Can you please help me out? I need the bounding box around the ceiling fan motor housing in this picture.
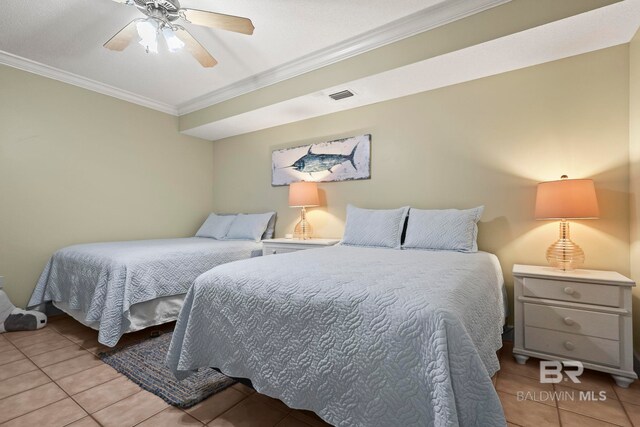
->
[134,0,181,21]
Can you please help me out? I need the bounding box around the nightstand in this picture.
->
[512,264,637,388]
[262,238,340,256]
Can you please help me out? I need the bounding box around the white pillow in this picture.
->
[341,205,409,249]
[225,212,275,242]
[218,213,276,240]
[195,214,236,239]
[402,206,484,252]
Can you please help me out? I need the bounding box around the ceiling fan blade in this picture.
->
[104,20,139,51]
[174,28,218,68]
[182,9,254,35]
[111,0,133,4]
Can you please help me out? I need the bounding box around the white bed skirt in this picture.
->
[53,294,185,334]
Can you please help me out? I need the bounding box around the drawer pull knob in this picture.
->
[563,317,575,326]
[564,341,576,351]
[563,287,575,295]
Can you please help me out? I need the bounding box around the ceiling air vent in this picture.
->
[329,90,355,101]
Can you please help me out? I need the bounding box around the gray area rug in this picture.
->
[99,332,236,408]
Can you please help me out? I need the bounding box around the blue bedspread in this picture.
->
[29,238,262,346]
[167,246,506,426]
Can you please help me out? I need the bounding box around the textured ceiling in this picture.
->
[0,0,441,106]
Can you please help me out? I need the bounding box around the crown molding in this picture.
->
[0,0,507,117]
[0,50,178,116]
[176,0,511,115]
[182,0,638,141]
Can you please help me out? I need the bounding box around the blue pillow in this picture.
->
[195,214,236,239]
[402,206,484,252]
[225,212,275,242]
[341,205,409,249]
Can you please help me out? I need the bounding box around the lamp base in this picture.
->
[293,207,313,240]
[546,220,585,271]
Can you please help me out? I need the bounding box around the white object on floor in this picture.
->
[0,290,47,333]
[512,264,637,388]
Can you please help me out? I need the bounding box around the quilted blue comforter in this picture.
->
[29,238,262,346]
[167,246,506,426]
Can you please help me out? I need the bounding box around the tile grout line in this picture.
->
[232,391,293,425]
[24,331,98,376]
[68,389,154,427]
[175,408,205,427]
[192,390,254,426]
[65,371,130,396]
[66,380,143,416]
[554,383,633,427]
[6,329,71,347]
[50,324,174,425]
[0,328,74,425]
[11,321,237,426]
[0,342,20,367]
[130,404,201,427]
[0,345,18,355]
[497,386,557,409]
[554,383,563,427]
[5,326,107,427]
[554,407,630,427]
[610,384,634,426]
[46,327,111,427]
[8,326,630,427]
[38,353,103,381]
[12,330,79,356]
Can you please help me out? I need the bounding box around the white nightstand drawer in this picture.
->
[524,303,619,340]
[525,326,620,367]
[523,277,619,307]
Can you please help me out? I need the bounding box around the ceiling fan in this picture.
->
[104,0,255,68]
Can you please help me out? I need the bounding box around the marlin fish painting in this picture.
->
[290,143,359,174]
[272,134,371,186]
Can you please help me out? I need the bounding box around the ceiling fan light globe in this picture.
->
[139,39,158,54]
[136,20,159,53]
[162,27,185,52]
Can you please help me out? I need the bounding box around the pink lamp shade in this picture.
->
[288,182,320,208]
[535,177,599,220]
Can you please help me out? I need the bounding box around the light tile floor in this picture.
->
[0,316,638,426]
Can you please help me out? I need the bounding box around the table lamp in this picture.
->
[289,182,320,240]
[534,175,599,271]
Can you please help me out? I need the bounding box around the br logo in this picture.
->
[539,361,583,384]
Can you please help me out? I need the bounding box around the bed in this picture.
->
[166,245,507,427]
[28,238,263,346]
